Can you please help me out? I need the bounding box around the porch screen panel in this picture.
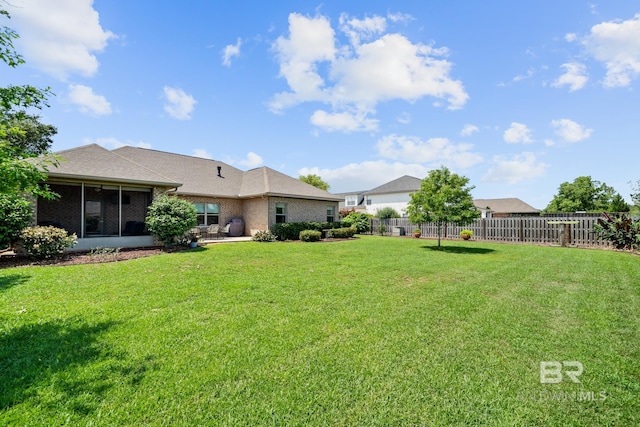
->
[37,183,82,236]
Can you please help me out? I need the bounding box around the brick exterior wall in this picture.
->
[178,195,244,227]
[267,197,339,230]
[242,197,269,235]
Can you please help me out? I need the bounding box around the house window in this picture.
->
[366,197,372,205]
[275,202,287,223]
[195,203,219,225]
[346,196,356,206]
[327,206,335,222]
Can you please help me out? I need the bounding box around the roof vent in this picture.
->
[217,166,223,177]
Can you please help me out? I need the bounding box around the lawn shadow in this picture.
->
[0,273,30,292]
[421,245,496,254]
[0,318,157,414]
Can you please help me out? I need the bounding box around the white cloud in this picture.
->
[583,13,640,87]
[222,38,242,67]
[10,0,114,80]
[339,13,387,46]
[375,134,483,168]
[83,137,151,150]
[552,62,588,91]
[460,124,479,136]
[565,33,578,42]
[550,118,593,142]
[270,12,468,131]
[163,86,197,120]
[503,122,534,144]
[298,160,430,193]
[237,152,264,168]
[67,84,112,116]
[310,110,378,132]
[193,149,212,159]
[482,152,547,184]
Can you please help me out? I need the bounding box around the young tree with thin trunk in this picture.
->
[406,166,479,248]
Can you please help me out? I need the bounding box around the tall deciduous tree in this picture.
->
[406,166,479,248]
[544,176,630,213]
[299,174,330,191]
[0,9,58,198]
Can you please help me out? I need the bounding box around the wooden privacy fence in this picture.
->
[370,216,606,246]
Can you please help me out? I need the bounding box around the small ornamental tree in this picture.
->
[407,166,479,248]
[145,195,197,247]
[0,193,33,249]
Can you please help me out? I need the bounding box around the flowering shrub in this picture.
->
[252,230,276,242]
[19,226,77,259]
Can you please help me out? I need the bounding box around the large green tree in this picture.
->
[544,176,630,213]
[299,174,330,191]
[406,166,479,248]
[0,9,58,198]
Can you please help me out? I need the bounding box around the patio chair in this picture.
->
[207,224,221,239]
[220,224,231,239]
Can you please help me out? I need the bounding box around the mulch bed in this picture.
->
[0,246,171,269]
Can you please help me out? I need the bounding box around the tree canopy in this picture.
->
[406,166,479,248]
[0,9,58,198]
[544,176,630,213]
[299,174,330,191]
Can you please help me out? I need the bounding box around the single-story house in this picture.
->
[34,144,342,250]
[473,198,540,218]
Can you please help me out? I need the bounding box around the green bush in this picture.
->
[0,194,33,249]
[145,195,197,246]
[19,226,77,259]
[252,230,276,242]
[341,212,370,234]
[299,229,322,242]
[326,227,356,239]
[272,221,342,241]
[376,207,401,219]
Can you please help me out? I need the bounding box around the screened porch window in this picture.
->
[36,183,152,238]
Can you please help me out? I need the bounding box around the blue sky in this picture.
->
[6,1,640,208]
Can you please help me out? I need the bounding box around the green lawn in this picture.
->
[1,236,639,425]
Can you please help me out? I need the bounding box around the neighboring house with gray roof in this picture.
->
[339,175,422,216]
[35,144,341,250]
[473,198,540,218]
[339,176,539,219]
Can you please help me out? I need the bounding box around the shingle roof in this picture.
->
[47,144,342,201]
[365,175,422,195]
[113,146,244,197]
[473,198,540,213]
[240,167,342,201]
[44,144,181,187]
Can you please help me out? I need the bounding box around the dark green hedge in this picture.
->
[272,222,342,241]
